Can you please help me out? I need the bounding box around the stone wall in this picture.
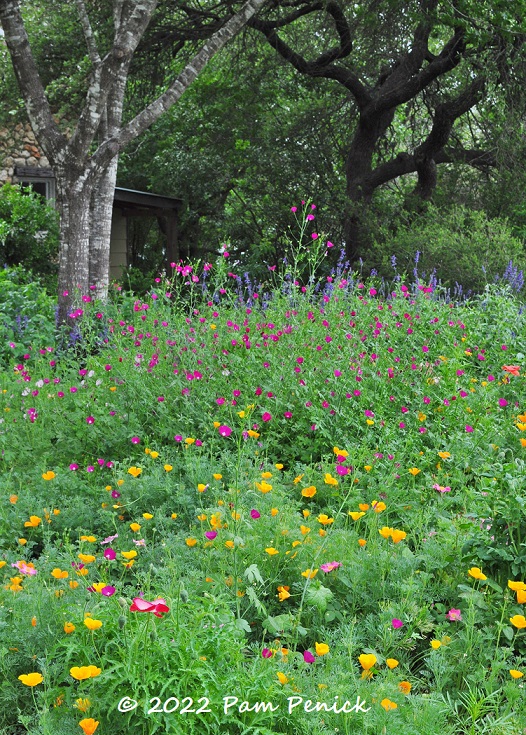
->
[0,122,50,183]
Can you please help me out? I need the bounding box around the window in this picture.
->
[13,166,56,203]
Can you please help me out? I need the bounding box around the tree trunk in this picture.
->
[89,156,118,299]
[344,110,394,262]
[55,170,93,327]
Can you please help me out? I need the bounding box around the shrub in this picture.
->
[366,205,526,294]
[0,182,59,288]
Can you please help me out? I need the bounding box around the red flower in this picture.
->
[130,597,170,618]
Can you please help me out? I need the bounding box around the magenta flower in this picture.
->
[86,416,95,424]
[465,425,474,433]
[218,424,232,438]
[262,648,273,658]
[205,531,218,540]
[104,548,116,560]
[392,618,403,629]
[174,435,183,442]
[303,650,316,663]
[262,412,272,422]
[446,608,462,621]
[131,436,141,444]
[250,509,261,519]
[69,463,79,471]
[498,398,508,408]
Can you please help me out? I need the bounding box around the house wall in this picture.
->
[109,209,127,280]
[0,122,51,182]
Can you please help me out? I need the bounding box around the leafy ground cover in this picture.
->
[1,208,526,735]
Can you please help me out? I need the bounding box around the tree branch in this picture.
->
[0,0,66,161]
[368,145,496,190]
[370,27,466,115]
[249,11,370,106]
[75,0,101,67]
[69,0,158,161]
[92,0,270,170]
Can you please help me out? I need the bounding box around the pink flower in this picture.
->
[205,531,218,540]
[262,412,272,422]
[104,548,116,560]
[250,509,261,519]
[131,436,141,444]
[262,648,273,658]
[101,534,118,545]
[326,241,334,248]
[320,561,342,573]
[69,463,79,471]
[86,416,95,424]
[465,425,473,433]
[130,597,170,618]
[433,483,451,493]
[303,650,316,663]
[218,425,232,437]
[101,585,116,597]
[392,618,403,629]
[446,608,462,621]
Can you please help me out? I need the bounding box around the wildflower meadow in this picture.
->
[2,204,526,735]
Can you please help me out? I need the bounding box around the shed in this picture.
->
[9,164,183,279]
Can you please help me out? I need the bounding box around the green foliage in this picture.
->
[0,266,55,365]
[365,205,526,293]
[0,183,59,288]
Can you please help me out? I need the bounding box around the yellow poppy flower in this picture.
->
[51,568,68,579]
[386,658,399,669]
[277,672,288,685]
[83,618,103,631]
[510,615,526,629]
[358,654,377,670]
[18,672,43,686]
[265,548,279,555]
[381,698,398,711]
[468,567,487,580]
[315,642,329,656]
[121,550,137,560]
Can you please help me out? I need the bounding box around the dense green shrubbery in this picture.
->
[0,266,56,365]
[365,205,526,294]
[0,182,59,289]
